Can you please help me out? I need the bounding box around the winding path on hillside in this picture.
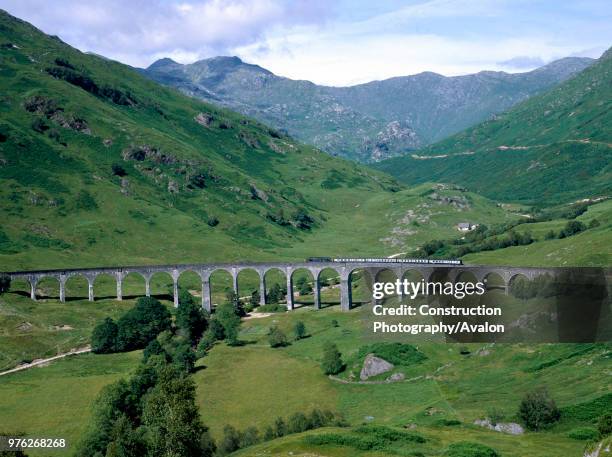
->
[0,347,91,377]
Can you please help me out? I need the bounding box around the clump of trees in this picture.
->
[217,409,346,455]
[76,359,215,457]
[321,342,344,375]
[518,388,560,431]
[92,297,172,353]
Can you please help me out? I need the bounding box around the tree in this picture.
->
[268,326,288,348]
[267,283,283,304]
[225,290,245,317]
[0,273,10,294]
[196,330,217,358]
[560,220,586,238]
[518,388,560,431]
[544,229,557,240]
[116,297,171,351]
[321,342,344,375]
[142,339,166,363]
[208,319,225,340]
[91,318,118,354]
[249,290,260,307]
[142,366,214,457]
[240,426,260,448]
[296,276,312,295]
[105,414,146,457]
[170,342,197,373]
[216,303,241,346]
[263,425,275,441]
[598,413,612,436]
[176,290,207,344]
[75,379,131,456]
[288,412,311,433]
[217,425,241,456]
[274,416,286,437]
[294,321,307,340]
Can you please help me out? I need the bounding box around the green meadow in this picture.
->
[1,303,609,456]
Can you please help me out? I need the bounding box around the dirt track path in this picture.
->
[0,346,91,377]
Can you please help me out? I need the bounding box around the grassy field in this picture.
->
[0,351,140,456]
[0,290,609,456]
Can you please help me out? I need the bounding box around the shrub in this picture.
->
[112,163,127,176]
[268,326,288,348]
[0,273,10,293]
[445,441,500,457]
[207,216,219,227]
[486,407,505,426]
[31,117,48,133]
[589,219,601,228]
[331,319,339,327]
[598,413,612,436]
[354,343,426,366]
[544,229,557,240]
[75,190,98,210]
[294,321,307,340]
[321,342,344,375]
[91,317,119,353]
[518,388,560,431]
[567,427,600,441]
[560,220,586,238]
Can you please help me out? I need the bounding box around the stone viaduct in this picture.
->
[4,259,561,311]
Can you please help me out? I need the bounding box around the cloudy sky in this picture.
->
[1,0,610,86]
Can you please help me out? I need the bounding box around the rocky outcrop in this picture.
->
[195,112,214,127]
[122,145,177,165]
[360,354,394,380]
[474,419,524,435]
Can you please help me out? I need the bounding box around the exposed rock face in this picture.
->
[360,354,394,380]
[386,372,405,382]
[474,419,524,435]
[195,112,214,127]
[142,55,593,163]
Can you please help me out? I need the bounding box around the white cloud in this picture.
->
[0,0,609,84]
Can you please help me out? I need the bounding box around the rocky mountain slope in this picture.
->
[374,47,612,204]
[141,55,593,162]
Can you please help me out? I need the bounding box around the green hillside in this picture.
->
[374,48,612,204]
[0,10,522,271]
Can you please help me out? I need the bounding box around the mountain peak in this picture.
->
[147,57,180,70]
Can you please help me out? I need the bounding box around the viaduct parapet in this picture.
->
[5,261,561,311]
